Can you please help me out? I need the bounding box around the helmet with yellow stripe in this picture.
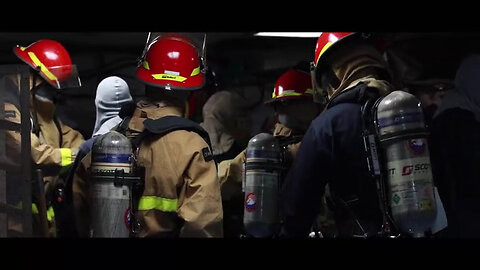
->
[265,69,313,105]
[136,33,205,91]
[13,39,81,89]
[313,32,355,68]
[311,32,377,104]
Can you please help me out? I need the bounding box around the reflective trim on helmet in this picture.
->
[190,66,200,76]
[27,52,58,81]
[20,46,26,51]
[138,196,178,212]
[151,74,187,82]
[143,61,150,70]
[59,148,73,166]
[274,89,313,99]
[316,42,333,65]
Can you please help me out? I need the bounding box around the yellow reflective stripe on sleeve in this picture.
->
[143,61,150,70]
[152,74,187,82]
[32,203,39,214]
[190,66,200,76]
[138,196,178,212]
[316,42,333,64]
[46,206,55,222]
[59,148,73,166]
[32,204,55,222]
[27,52,58,81]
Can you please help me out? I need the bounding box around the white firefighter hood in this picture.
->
[92,76,133,137]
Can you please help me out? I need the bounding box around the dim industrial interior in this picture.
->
[0,32,479,240]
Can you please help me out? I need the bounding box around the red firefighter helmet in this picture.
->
[265,69,313,104]
[136,33,205,91]
[13,39,80,89]
[313,32,355,68]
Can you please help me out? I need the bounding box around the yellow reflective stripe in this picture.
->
[59,148,73,166]
[46,206,55,222]
[183,100,189,118]
[138,196,178,212]
[143,61,150,70]
[190,66,200,76]
[27,52,58,81]
[152,74,187,82]
[316,42,333,65]
[32,204,55,222]
[32,203,39,214]
[274,89,314,99]
[20,46,26,51]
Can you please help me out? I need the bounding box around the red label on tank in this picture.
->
[124,208,131,230]
[406,139,426,155]
[245,193,257,212]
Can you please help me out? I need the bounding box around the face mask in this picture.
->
[277,113,305,131]
[33,83,59,104]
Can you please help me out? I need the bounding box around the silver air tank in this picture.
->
[376,90,436,237]
[90,131,132,237]
[243,133,282,238]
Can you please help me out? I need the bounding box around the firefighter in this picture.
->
[217,68,323,237]
[280,33,395,238]
[5,39,85,237]
[201,90,256,164]
[60,76,132,237]
[72,33,223,237]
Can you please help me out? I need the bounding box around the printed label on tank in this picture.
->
[92,183,130,200]
[387,157,432,186]
[245,193,257,212]
[377,112,423,128]
[91,163,131,174]
[390,183,435,212]
[92,153,131,163]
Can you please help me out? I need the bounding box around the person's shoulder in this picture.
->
[312,103,362,127]
[160,128,210,150]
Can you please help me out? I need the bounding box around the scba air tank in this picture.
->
[376,90,436,237]
[243,133,282,238]
[90,131,133,237]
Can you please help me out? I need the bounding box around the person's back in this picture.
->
[9,39,84,237]
[72,33,223,237]
[281,33,393,237]
[123,98,222,237]
[430,55,480,238]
